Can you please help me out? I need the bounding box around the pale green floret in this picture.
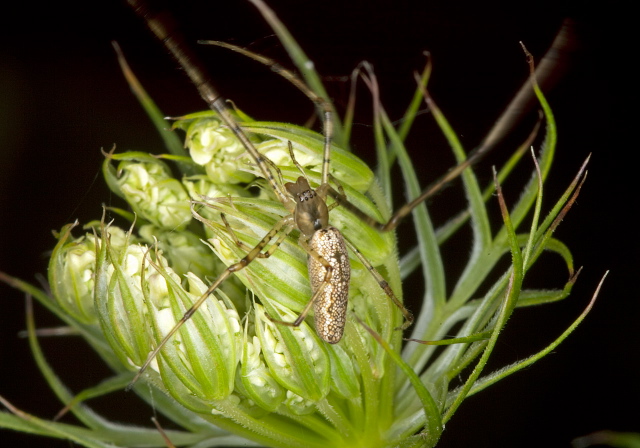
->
[249,375,265,387]
[146,271,170,309]
[284,390,316,415]
[123,249,145,277]
[117,162,192,230]
[184,118,255,185]
[245,335,263,372]
[102,225,131,249]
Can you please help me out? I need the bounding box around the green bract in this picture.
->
[1,4,599,448]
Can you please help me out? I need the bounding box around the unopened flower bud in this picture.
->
[49,223,133,324]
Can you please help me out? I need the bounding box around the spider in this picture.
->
[126,0,557,386]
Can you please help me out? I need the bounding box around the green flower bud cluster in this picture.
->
[46,111,406,446]
[0,9,587,448]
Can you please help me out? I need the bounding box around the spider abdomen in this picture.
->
[308,226,350,344]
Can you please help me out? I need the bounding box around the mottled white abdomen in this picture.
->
[308,226,350,344]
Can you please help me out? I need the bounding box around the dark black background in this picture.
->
[0,0,635,447]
